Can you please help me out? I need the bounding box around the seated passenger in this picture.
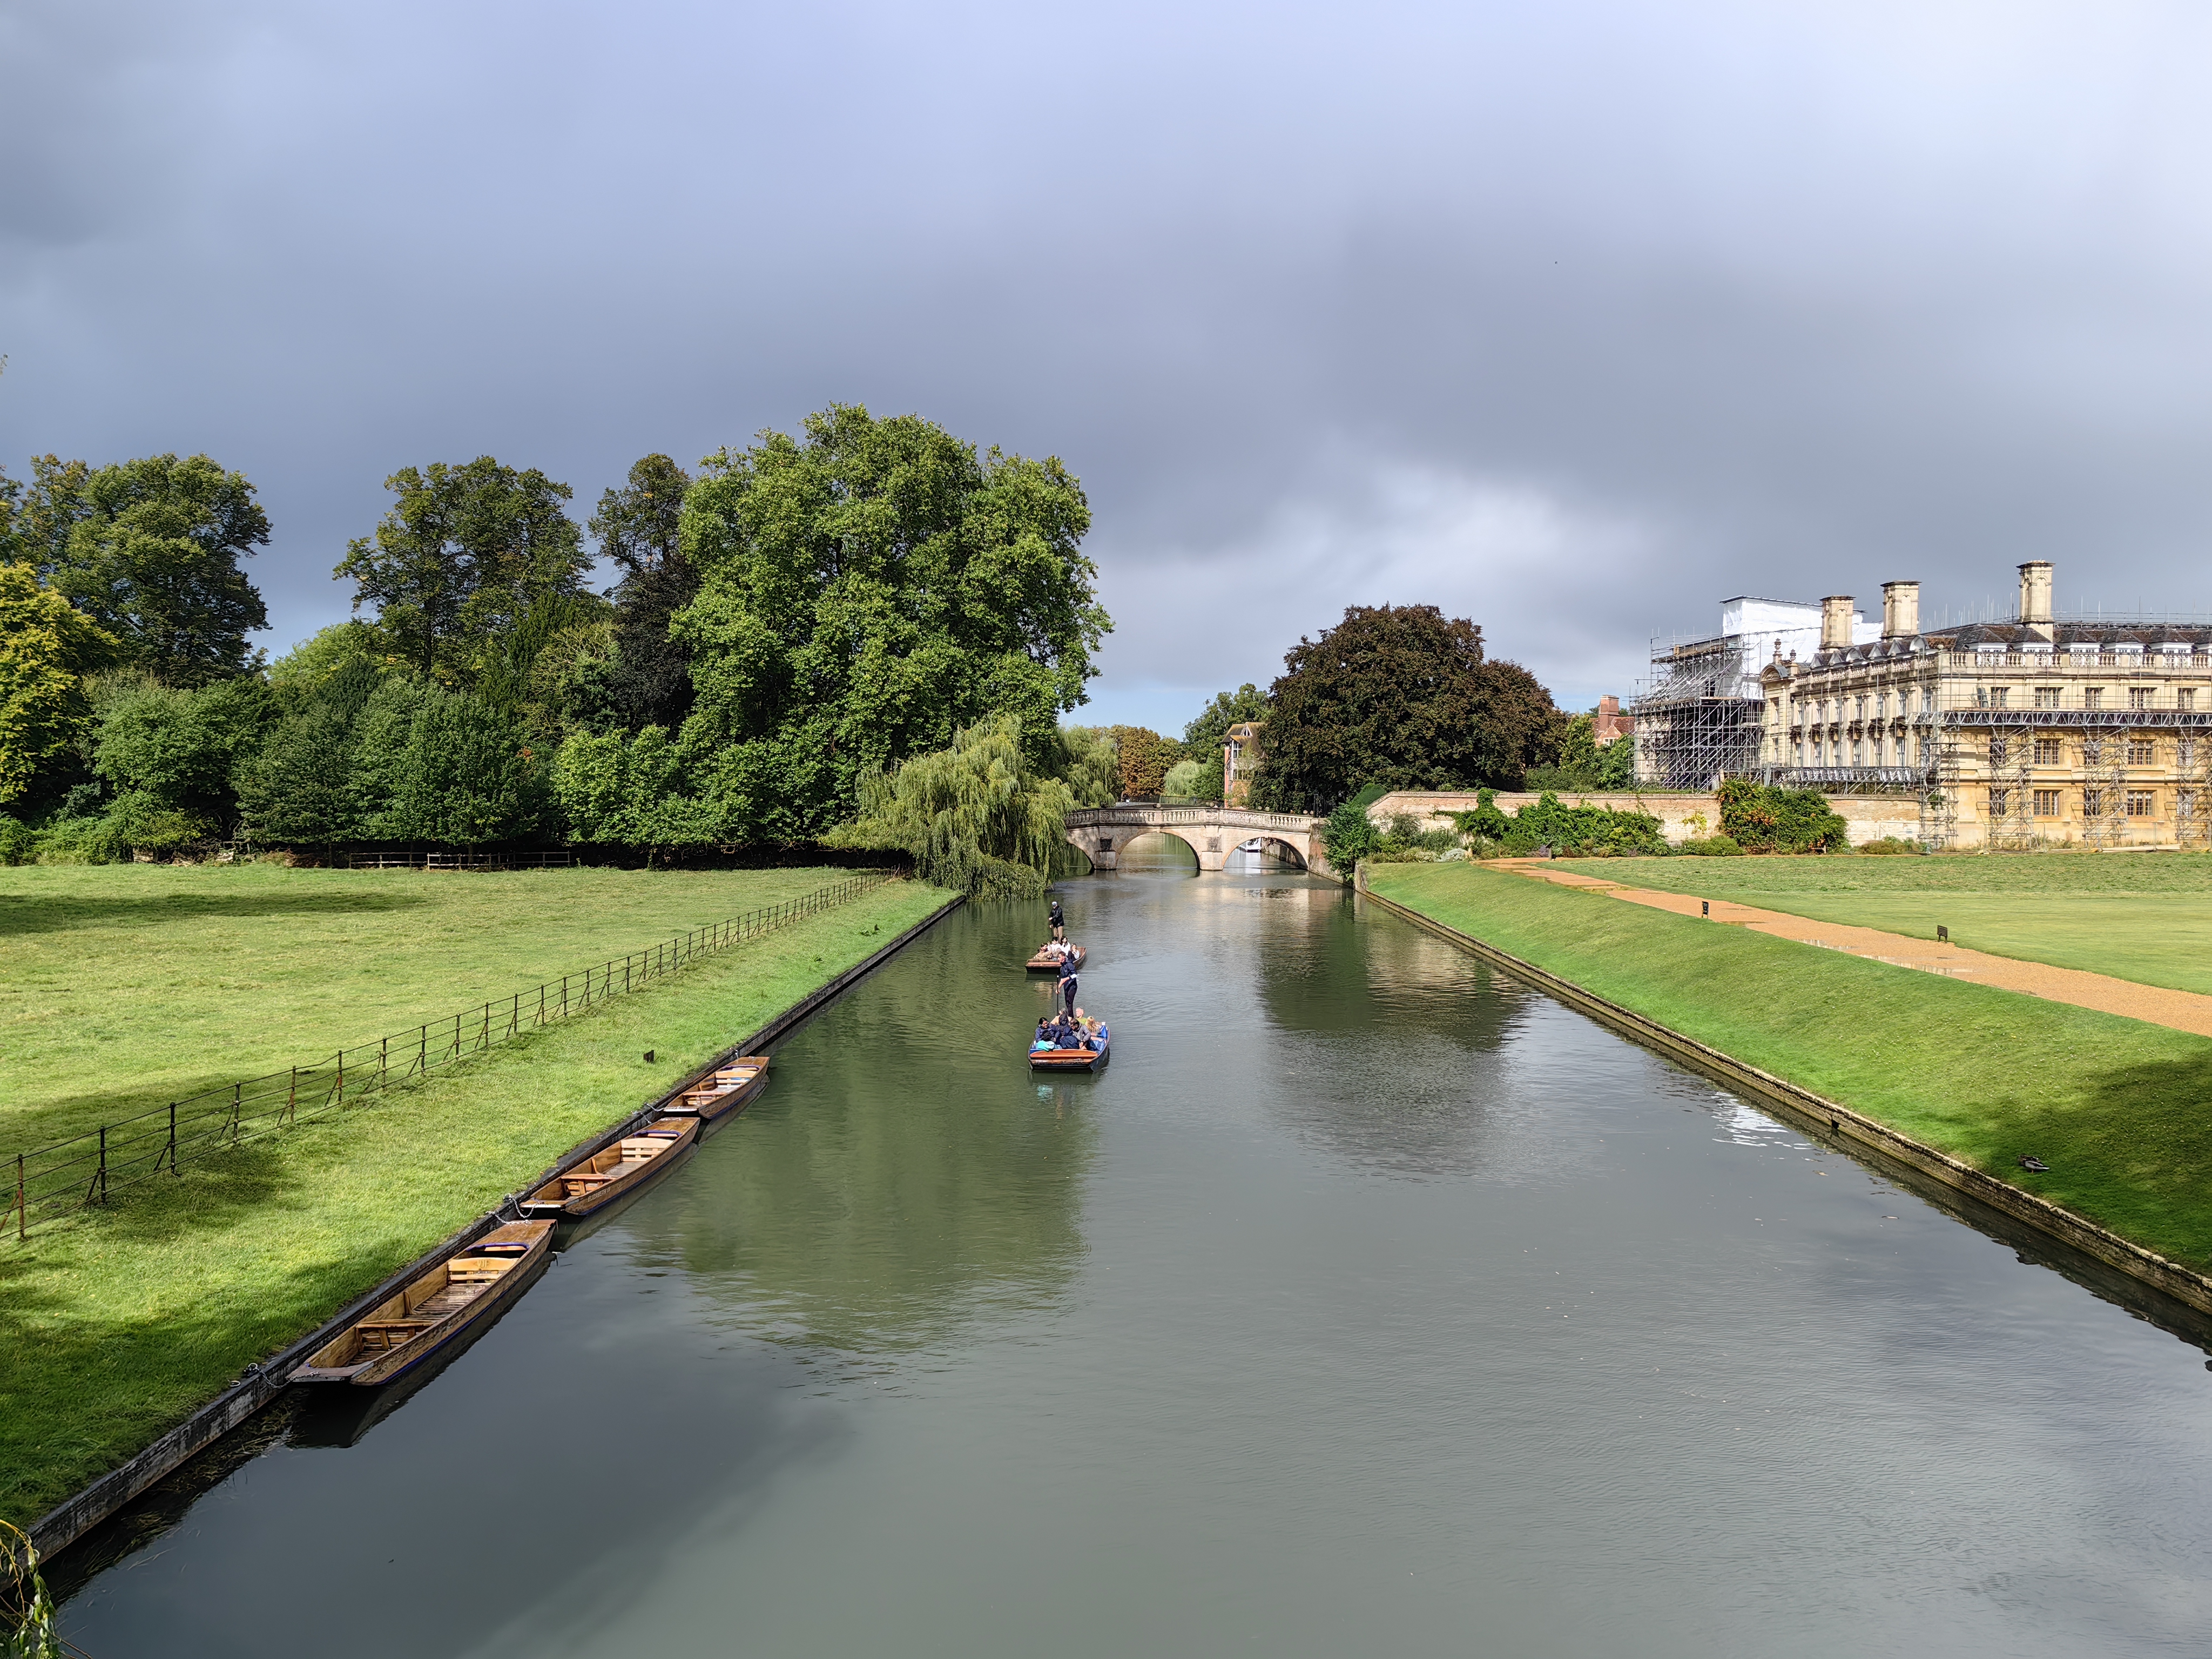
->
[1055,1024,1082,1049]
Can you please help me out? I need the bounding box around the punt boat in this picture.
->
[289,1220,554,1386]
[518,1117,699,1219]
[1029,1024,1110,1073]
[1026,945,1087,974]
[664,1055,772,1124]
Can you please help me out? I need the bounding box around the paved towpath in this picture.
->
[1495,860,2212,1041]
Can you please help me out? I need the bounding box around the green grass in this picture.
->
[1369,861,2212,1274]
[0,863,875,1150]
[1570,851,2212,997]
[0,878,955,1526]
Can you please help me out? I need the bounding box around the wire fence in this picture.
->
[5,869,901,1244]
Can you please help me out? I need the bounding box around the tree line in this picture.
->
[0,401,1598,887]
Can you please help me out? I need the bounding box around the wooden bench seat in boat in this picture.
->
[288,1219,556,1386]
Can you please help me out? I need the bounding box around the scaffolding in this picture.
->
[1633,636,1764,791]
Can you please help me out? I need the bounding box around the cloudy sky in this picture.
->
[5,0,2210,732]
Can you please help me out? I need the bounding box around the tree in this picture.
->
[1108,725,1178,799]
[590,454,699,733]
[1053,726,1120,807]
[0,562,116,804]
[27,454,270,685]
[831,714,1075,898]
[369,687,547,846]
[674,406,1109,842]
[337,457,590,684]
[1253,604,1566,811]
[238,703,355,853]
[91,672,271,828]
[1525,711,1638,793]
[1181,683,1267,761]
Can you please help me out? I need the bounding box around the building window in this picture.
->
[2034,686,2060,710]
[1988,789,2009,818]
[2127,790,2156,818]
[2128,738,2156,766]
[2032,738,2060,765]
[2085,738,2104,764]
[2182,791,2198,820]
[1851,739,1863,766]
[2131,687,2154,710]
[2084,687,2103,710]
[1921,689,1933,714]
[2184,738,2198,768]
[1988,737,2008,765]
[2034,789,2061,817]
[2181,689,2197,712]
[2085,789,2104,817]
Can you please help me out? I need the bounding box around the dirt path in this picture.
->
[1496,860,2212,1041]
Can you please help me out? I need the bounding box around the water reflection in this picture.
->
[628,905,1098,1359]
[1112,830,1198,874]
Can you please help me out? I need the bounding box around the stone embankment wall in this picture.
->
[1366,791,1923,848]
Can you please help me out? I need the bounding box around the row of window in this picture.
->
[1979,685,2197,711]
[1775,684,2206,724]
[1989,737,2191,766]
[1992,788,2180,819]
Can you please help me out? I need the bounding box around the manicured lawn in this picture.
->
[0,878,955,1527]
[0,863,875,1151]
[1368,862,2212,1276]
[1577,851,2212,996]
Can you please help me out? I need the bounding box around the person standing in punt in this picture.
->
[1057,960,1080,1018]
[1049,896,1066,943]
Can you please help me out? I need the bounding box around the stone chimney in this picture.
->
[2018,561,2054,632]
[1820,595,1855,651]
[1881,580,1920,639]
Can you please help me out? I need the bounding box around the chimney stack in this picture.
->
[1881,580,1920,639]
[1820,595,1855,651]
[2018,561,2054,630]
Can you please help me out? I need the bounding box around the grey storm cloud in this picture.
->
[5,0,2211,731]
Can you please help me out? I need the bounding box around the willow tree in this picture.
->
[834,715,1074,898]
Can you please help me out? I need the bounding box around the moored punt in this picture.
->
[665,1055,772,1123]
[1029,1025,1110,1073]
[519,1117,699,1219]
[288,1220,554,1387]
[1027,944,1087,974]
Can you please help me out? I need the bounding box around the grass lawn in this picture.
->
[0,877,955,1527]
[1572,851,2212,997]
[1369,862,2212,1275]
[0,863,878,1151]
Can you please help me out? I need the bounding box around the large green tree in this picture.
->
[1253,603,1566,811]
[0,562,116,805]
[14,454,270,685]
[589,454,699,734]
[1181,683,1267,761]
[337,457,589,684]
[674,405,1109,841]
[831,714,1074,899]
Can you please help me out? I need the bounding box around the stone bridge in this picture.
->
[1064,806,1331,874]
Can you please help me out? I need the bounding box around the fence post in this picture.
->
[419,1024,428,1074]
[561,976,568,1018]
[231,1081,242,1143]
[335,1049,343,1106]
[167,1102,178,1172]
[286,1068,298,1127]
[97,1126,107,1205]
[381,1035,389,1088]
[17,1152,25,1240]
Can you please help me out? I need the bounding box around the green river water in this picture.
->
[58,862,2212,1655]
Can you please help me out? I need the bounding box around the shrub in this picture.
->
[1320,797,1381,867]
[1858,836,1921,855]
[1718,778,1847,853]
[0,814,33,865]
[1452,790,1667,858]
[1675,834,1744,857]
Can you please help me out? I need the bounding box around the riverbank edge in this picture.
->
[28,889,966,1563]
[1354,865,2212,1327]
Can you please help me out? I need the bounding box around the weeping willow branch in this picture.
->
[830,716,1074,899]
[2,1521,61,1659]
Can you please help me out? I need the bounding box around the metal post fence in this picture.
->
[2,870,901,1243]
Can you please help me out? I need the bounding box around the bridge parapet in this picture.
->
[1067,806,1319,833]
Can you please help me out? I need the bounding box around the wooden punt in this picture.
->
[1029,1026,1110,1073]
[289,1220,554,1386]
[1026,945,1087,974]
[519,1117,698,1218]
[664,1055,772,1123]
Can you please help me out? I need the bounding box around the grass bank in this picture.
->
[1579,851,2212,996]
[1367,861,2212,1273]
[0,878,954,1526]
[0,864,878,1150]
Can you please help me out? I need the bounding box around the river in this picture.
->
[57,864,2212,1655]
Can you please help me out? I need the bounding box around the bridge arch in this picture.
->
[1063,806,1331,876]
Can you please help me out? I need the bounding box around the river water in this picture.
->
[59,867,2212,1655]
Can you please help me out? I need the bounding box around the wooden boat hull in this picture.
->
[520,1116,699,1218]
[1026,946,1087,974]
[289,1220,554,1388]
[1029,1033,1110,1073]
[664,1055,772,1123]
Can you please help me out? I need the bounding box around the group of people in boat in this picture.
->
[1031,896,1107,1055]
[1034,1009,1106,1052]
